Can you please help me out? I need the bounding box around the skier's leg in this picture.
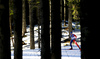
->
[70,39,73,49]
[73,40,81,50]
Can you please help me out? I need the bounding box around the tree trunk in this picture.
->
[40,0,51,59]
[9,0,12,37]
[80,0,92,59]
[38,19,41,48]
[51,0,61,59]
[9,0,13,37]
[37,4,41,48]
[22,0,26,37]
[68,2,72,40]
[80,0,100,59]
[26,0,29,25]
[29,0,37,49]
[60,0,62,20]
[62,0,64,20]
[13,0,22,59]
[64,0,66,26]
[0,1,11,59]
[9,15,12,37]
[49,0,52,49]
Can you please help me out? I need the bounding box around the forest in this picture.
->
[0,0,99,59]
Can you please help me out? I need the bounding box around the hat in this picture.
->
[70,32,72,34]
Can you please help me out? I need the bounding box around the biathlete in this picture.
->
[69,32,81,50]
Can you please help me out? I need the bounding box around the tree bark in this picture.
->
[0,1,11,59]
[13,0,22,59]
[9,15,12,37]
[26,0,29,25]
[68,2,72,39]
[80,0,99,59]
[40,0,51,59]
[9,0,12,37]
[37,4,41,48]
[29,0,37,49]
[60,0,62,21]
[22,0,26,37]
[80,0,91,59]
[64,0,66,26]
[51,0,61,59]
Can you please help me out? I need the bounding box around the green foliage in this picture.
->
[67,0,80,20]
[9,0,14,16]
[68,0,80,20]
[10,10,13,16]
[36,1,40,4]
[72,5,80,20]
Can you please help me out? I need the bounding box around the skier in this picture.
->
[69,32,81,50]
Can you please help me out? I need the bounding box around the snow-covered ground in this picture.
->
[11,25,81,59]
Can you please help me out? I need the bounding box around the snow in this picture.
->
[11,24,81,59]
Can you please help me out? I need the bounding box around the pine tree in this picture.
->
[37,2,41,48]
[80,0,99,59]
[9,0,13,37]
[29,0,37,49]
[64,0,66,26]
[22,0,27,37]
[13,0,22,59]
[0,1,11,59]
[51,0,61,59]
[26,0,29,25]
[68,0,72,39]
[40,0,51,59]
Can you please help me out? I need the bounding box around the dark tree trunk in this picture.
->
[9,0,12,37]
[80,0,90,59]
[51,0,61,59]
[60,0,62,21]
[9,15,12,37]
[80,0,99,59]
[29,0,37,49]
[38,17,41,48]
[26,0,29,25]
[62,0,64,20]
[40,0,51,59]
[0,1,11,59]
[37,4,41,48]
[13,0,22,59]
